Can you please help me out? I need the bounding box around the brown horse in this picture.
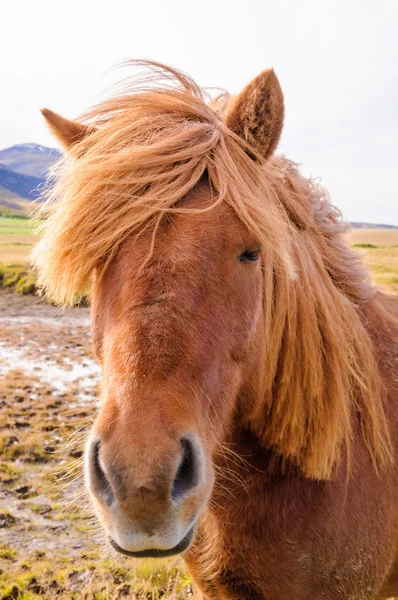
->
[33,62,398,599]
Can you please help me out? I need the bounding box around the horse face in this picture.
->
[85,182,264,557]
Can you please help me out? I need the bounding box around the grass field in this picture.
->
[350,228,398,293]
[0,217,36,237]
[0,217,38,264]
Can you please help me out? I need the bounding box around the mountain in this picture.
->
[0,143,61,178]
[350,222,398,229]
[0,163,43,200]
[0,186,33,216]
[0,143,61,211]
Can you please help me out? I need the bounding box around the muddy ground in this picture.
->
[0,292,189,599]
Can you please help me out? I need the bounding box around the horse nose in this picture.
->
[171,437,198,501]
[86,436,201,508]
[86,439,115,505]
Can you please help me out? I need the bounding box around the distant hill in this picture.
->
[0,143,61,178]
[0,185,33,216]
[0,184,25,206]
[350,222,398,229]
[0,163,43,200]
[0,143,61,212]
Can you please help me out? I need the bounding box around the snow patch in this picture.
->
[0,341,100,397]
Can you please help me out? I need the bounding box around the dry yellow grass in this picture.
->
[349,228,398,294]
[0,217,38,263]
[349,228,398,247]
[361,247,398,293]
[0,235,37,263]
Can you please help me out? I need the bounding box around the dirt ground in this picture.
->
[0,292,189,600]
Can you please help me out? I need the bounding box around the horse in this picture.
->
[32,61,398,599]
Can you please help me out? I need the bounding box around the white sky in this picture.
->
[1,0,397,224]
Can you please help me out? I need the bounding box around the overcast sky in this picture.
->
[1,0,397,224]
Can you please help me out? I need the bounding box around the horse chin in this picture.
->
[108,524,196,558]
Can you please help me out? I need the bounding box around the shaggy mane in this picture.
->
[32,61,392,480]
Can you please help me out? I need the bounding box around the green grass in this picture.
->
[0,216,35,236]
[0,544,17,560]
[0,216,38,262]
[353,242,379,249]
[0,207,23,218]
[0,263,35,293]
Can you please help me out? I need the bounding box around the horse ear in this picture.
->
[225,69,284,161]
[40,108,93,151]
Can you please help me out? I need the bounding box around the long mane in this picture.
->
[32,61,392,480]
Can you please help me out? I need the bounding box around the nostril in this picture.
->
[89,439,115,505]
[172,438,198,502]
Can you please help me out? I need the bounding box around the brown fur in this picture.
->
[225,68,284,160]
[33,62,398,599]
[40,108,93,150]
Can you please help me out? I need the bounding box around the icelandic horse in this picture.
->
[33,62,398,599]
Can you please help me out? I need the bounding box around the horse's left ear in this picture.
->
[225,69,284,161]
[41,108,94,151]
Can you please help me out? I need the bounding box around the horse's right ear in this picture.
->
[225,69,284,161]
[40,108,93,151]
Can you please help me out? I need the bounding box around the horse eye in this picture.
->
[238,249,261,263]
